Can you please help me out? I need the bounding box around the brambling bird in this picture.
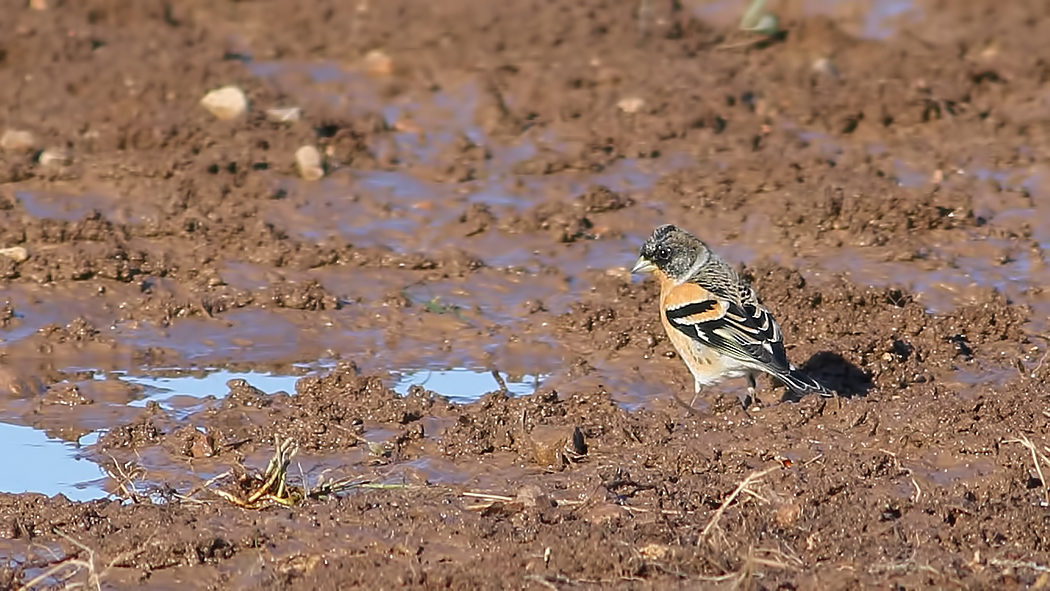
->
[632,224,833,406]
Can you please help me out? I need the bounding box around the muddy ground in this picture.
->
[2,0,1050,588]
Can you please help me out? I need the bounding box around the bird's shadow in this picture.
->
[782,351,872,403]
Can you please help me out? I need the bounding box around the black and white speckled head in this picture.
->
[632,224,711,283]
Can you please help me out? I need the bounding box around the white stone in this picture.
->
[1,129,36,152]
[38,147,71,166]
[363,50,393,76]
[200,86,249,120]
[0,247,29,263]
[295,145,325,181]
[266,107,302,123]
[617,97,645,114]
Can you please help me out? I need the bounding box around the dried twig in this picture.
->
[17,528,146,591]
[698,466,780,545]
[989,558,1050,573]
[910,476,922,503]
[175,470,232,502]
[696,545,803,587]
[16,554,93,591]
[462,491,515,502]
[1004,435,1050,505]
[1027,336,1050,378]
[104,455,147,503]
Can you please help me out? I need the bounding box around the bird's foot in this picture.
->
[742,386,764,410]
[671,390,704,418]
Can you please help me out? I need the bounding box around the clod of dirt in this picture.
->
[200,86,249,120]
[182,365,437,453]
[292,366,435,425]
[98,416,161,450]
[225,379,275,408]
[164,425,216,458]
[458,203,496,236]
[505,201,593,243]
[40,383,92,406]
[578,185,635,213]
[37,317,108,344]
[441,386,662,459]
[0,303,15,329]
[514,484,556,509]
[269,280,340,310]
[529,424,587,470]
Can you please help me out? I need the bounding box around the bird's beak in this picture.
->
[631,256,657,275]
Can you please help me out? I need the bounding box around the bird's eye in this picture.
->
[654,245,672,261]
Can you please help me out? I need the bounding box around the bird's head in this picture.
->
[632,224,711,283]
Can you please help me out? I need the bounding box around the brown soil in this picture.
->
[3,0,1050,588]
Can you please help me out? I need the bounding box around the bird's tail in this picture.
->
[779,367,834,398]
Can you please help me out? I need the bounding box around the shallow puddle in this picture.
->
[0,424,103,501]
[392,368,545,403]
[107,365,547,407]
[0,364,557,498]
[114,369,304,408]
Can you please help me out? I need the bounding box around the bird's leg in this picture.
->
[745,373,762,409]
[671,386,703,418]
[637,0,653,37]
[689,378,702,407]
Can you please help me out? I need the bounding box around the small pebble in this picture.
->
[617,97,645,114]
[200,85,249,120]
[295,145,325,181]
[751,13,780,36]
[28,0,48,10]
[363,49,393,76]
[812,57,840,79]
[38,147,71,166]
[979,41,1000,60]
[638,543,671,561]
[0,247,29,263]
[1,129,36,152]
[265,107,302,123]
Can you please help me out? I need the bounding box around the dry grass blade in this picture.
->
[16,556,93,591]
[248,436,299,503]
[204,436,303,508]
[749,545,804,570]
[462,491,516,502]
[17,528,148,591]
[201,437,414,509]
[698,466,780,546]
[176,470,232,503]
[104,455,147,503]
[1004,435,1050,505]
[462,490,520,513]
[988,558,1050,573]
[696,545,804,589]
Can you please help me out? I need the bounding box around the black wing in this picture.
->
[665,297,791,373]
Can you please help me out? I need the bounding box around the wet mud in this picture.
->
[3,0,1050,588]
